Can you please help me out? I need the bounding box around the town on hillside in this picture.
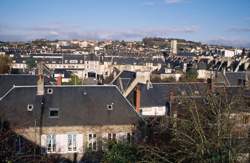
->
[1,38,250,162]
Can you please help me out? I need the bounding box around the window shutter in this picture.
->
[76,134,83,153]
[56,134,67,153]
[102,133,108,151]
[41,134,47,147]
[41,134,47,154]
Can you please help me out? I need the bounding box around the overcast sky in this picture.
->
[1,0,250,47]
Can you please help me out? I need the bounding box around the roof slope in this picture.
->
[128,82,208,108]
[0,74,52,98]
[0,85,142,128]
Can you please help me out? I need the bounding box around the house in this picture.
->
[0,80,143,161]
[151,64,183,82]
[127,82,208,117]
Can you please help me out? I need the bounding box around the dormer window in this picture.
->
[47,88,53,94]
[49,108,59,118]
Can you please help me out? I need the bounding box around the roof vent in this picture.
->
[47,88,53,94]
[83,91,87,95]
[27,104,34,112]
[107,103,114,110]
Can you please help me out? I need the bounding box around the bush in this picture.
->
[102,142,138,163]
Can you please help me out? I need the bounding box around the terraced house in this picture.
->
[0,75,143,161]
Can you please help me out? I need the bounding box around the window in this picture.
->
[243,115,250,124]
[108,133,116,141]
[88,133,97,151]
[68,134,77,152]
[49,108,59,118]
[47,134,56,153]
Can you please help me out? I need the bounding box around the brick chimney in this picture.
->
[56,75,62,86]
[135,85,141,113]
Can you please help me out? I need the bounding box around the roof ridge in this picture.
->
[13,84,116,88]
[151,82,206,85]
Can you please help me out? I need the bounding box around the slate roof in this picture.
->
[112,71,136,92]
[0,74,50,98]
[85,54,99,61]
[128,82,208,108]
[225,72,250,86]
[0,85,142,128]
[214,72,250,86]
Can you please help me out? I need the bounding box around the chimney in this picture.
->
[135,85,141,113]
[207,78,214,93]
[37,62,44,95]
[56,75,62,86]
[37,75,44,95]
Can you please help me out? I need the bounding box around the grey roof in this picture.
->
[214,72,250,86]
[128,83,208,108]
[85,54,99,61]
[0,74,50,98]
[112,71,136,92]
[197,61,208,70]
[0,85,142,128]
[225,72,250,86]
[112,57,159,65]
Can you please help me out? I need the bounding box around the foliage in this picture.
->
[26,57,37,70]
[131,90,248,163]
[166,92,248,162]
[162,76,176,82]
[102,142,138,163]
[142,37,167,48]
[0,55,11,74]
[63,74,83,85]
[180,68,198,82]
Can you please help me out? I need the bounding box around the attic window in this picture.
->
[47,88,53,94]
[49,108,59,118]
[107,104,114,110]
[27,104,34,112]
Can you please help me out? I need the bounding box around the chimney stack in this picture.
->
[56,75,62,86]
[135,85,141,113]
[37,62,44,95]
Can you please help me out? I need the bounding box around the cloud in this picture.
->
[164,0,184,4]
[245,17,250,21]
[0,23,199,41]
[228,27,250,33]
[207,37,250,48]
